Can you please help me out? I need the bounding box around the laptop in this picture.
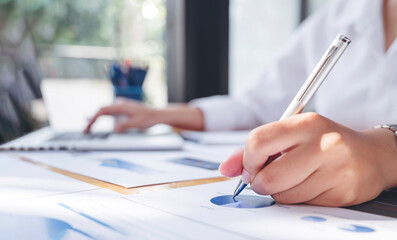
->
[0,35,183,151]
[0,125,185,151]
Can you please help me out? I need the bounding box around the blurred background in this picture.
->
[0,0,334,143]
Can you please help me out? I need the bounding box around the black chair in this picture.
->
[0,31,43,143]
[0,92,22,143]
[13,37,43,98]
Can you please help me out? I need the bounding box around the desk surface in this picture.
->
[3,149,397,239]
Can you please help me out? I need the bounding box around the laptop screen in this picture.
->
[0,30,48,144]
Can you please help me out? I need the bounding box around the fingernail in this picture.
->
[218,161,224,171]
[242,169,251,184]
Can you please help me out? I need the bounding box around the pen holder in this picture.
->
[114,86,144,101]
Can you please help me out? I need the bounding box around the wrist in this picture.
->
[155,105,204,131]
[151,108,171,125]
[365,128,397,190]
[151,106,205,131]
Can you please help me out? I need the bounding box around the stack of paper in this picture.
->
[17,151,224,188]
[181,130,250,145]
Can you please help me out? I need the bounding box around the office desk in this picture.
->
[2,80,397,238]
[2,147,397,239]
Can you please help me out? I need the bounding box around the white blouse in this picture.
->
[192,0,397,131]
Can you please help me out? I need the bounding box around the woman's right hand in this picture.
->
[84,98,160,133]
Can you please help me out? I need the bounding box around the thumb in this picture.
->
[219,148,244,178]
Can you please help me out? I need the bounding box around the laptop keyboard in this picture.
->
[48,132,111,142]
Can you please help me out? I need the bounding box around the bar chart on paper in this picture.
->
[126,180,397,240]
[99,158,162,174]
[210,195,275,208]
[16,152,224,188]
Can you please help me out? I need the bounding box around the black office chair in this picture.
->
[13,37,43,99]
[0,13,44,143]
[0,57,21,127]
[0,14,42,97]
[0,46,42,143]
[0,93,21,143]
[0,56,16,91]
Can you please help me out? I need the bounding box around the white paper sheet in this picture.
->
[0,154,97,202]
[16,151,224,188]
[125,180,397,239]
[183,141,239,160]
[181,130,250,145]
[0,189,246,240]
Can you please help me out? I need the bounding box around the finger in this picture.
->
[270,170,332,204]
[243,113,321,180]
[219,148,244,177]
[250,145,322,195]
[84,105,132,133]
[95,105,132,119]
[84,123,92,134]
[84,117,96,134]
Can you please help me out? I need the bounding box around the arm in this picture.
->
[220,112,397,207]
[86,1,342,133]
[191,2,343,131]
[154,104,205,131]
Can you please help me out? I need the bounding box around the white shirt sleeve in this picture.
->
[191,2,340,131]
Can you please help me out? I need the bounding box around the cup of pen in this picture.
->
[109,60,148,102]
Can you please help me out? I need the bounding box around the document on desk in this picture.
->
[0,189,245,240]
[0,154,97,202]
[181,130,250,145]
[125,180,397,240]
[15,151,224,188]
